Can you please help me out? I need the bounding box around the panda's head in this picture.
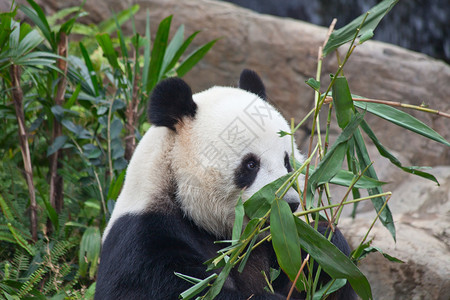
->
[106,70,304,239]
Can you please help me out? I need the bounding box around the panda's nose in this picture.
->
[288,201,299,212]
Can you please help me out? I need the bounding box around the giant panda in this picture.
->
[95,69,356,299]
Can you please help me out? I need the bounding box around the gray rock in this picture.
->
[340,166,450,300]
[22,0,450,165]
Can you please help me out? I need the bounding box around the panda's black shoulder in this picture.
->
[95,210,221,299]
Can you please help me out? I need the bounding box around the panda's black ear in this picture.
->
[238,69,266,101]
[148,77,197,131]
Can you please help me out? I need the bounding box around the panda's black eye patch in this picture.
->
[234,153,260,189]
[284,152,293,172]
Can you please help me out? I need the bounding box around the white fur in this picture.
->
[104,86,305,240]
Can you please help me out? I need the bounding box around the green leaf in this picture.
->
[307,114,364,207]
[330,169,387,188]
[47,135,68,156]
[353,129,396,241]
[232,196,244,243]
[21,0,56,48]
[243,173,293,219]
[159,24,185,78]
[8,223,35,256]
[294,218,372,300]
[141,10,151,91]
[359,29,374,44]
[79,226,101,279]
[270,199,304,291]
[313,279,347,300]
[323,0,399,56]
[110,118,123,139]
[96,33,120,70]
[332,76,355,129]
[203,260,233,299]
[0,194,14,221]
[176,39,218,77]
[97,5,139,34]
[359,246,404,263]
[107,170,126,201]
[354,101,450,147]
[163,31,200,76]
[178,273,217,300]
[42,197,59,232]
[17,29,43,56]
[360,120,439,185]
[306,78,320,91]
[147,15,172,91]
[79,42,100,96]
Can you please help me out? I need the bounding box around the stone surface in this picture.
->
[20,0,450,165]
[340,166,450,300]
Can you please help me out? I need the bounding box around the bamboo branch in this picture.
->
[324,96,450,118]
[49,32,68,214]
[10,65,38,242]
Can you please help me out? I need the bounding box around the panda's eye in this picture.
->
[246,160,258,170]
[234,153,260,189]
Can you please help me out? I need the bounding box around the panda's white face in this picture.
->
[104,70,304,240]
[171,86,304,237]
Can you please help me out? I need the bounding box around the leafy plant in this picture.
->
[177,0,449,299]
[0,0,216,298]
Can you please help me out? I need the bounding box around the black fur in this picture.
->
[239,69,267,100]
[96,210,356,299]
[234,153,260,189]
[96,210,291,299]
[148,77,197,131]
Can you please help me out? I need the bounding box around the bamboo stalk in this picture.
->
[11,65,38,242]
[324,96,450,118]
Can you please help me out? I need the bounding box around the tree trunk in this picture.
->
[11,65,38,242]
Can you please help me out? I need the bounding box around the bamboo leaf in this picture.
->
[323,0,399,56]
[358,246,404,263]
[306,78,320,92]
[232,196,244,243]
[176,39,218,77]
[354,101,450,147]
[295,218,372,300]
[353,129,396,241]
[332,76,355,129]
[313,279,347,300]
[360,120,439,185]
[331,169,387,188]
[178,273,217,300]
[243,173,293,219]
[307,114,364,207]
[270,199,304,291]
